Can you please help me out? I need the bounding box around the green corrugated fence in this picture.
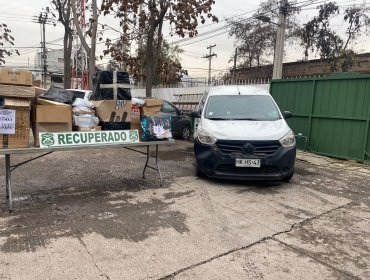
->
[270,73,370,163]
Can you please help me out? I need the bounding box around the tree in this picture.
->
[71,0,98,88]
[0,23,19,65]
[228,0,299,68]
[124,36,183,86]
[50,0,74,89]
[101,0,218,97]
[297,2,370,72]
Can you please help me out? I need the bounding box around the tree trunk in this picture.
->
[63,30,73,89]
[145,25,156,97]
[89,0,98,88]
[153,20,163,79]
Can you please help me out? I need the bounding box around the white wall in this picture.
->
[131,84,270,102]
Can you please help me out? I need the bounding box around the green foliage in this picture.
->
[136,38,184,85]
[297,2,370,72]
[228,0,300,68]
[101,0,218,96]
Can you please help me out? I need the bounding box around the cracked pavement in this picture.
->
[0,141,369,279]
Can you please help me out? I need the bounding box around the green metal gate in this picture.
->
[270,73,370,163]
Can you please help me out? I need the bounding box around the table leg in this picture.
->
[5,154,13,212]
[142,145,163,185]
[143,145,150,179]
[155,145,163,186]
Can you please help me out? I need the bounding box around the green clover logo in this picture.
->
[41,133,55,147]
[129,130,139,142]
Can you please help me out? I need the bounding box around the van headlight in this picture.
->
[197,129,217,145]
[279,130,296,147]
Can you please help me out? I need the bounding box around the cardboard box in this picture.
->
[0,98,31,148]
[142,106,161,116]
[34,87,47,97]
[144,99,163,107]
[92,100,131,122]
[0,84,35,98]
[32,105,72,123]
[33,123,72,147]
[32,103,73,146]
[0,68,33,86]
[131,108,141,125]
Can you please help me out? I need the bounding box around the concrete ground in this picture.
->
[0,141,369,280]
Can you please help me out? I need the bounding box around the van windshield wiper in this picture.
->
[232,118,260,121]
[207,117,228,120]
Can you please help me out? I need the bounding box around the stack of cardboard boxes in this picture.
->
[0,69,34,148]
[141,99,162,116]
[32,98,72,146]
[0,67,168,149]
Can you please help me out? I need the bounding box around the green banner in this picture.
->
[39,130,139,148]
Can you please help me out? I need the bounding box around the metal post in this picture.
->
[272,0,287,80]
[5,154,12,212]
[232,48,237,84]
[42,21,47,88]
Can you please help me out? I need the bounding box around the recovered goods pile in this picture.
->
[0,68,172,149]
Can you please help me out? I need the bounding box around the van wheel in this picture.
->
[181,125,191,140]
[283,171,294,182]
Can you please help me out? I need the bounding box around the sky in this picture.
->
[0,0,369,80]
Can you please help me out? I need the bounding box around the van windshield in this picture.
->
[204,95,281,121]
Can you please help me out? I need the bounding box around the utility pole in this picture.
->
[202,44,217,85]
[232,48,238,84]
[38,12,48,88]
[272,0,288,79]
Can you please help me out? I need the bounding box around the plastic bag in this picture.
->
[90,70,132,100]
[39,87,75,104]
[73,98,95,108]
[141,116,172,141]
[73,107,95,116]
[73,114,100,127]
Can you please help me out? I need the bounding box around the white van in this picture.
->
[191,85,296,181]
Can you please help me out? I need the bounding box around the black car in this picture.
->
[159,100,192,140]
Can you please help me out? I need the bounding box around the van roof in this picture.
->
[207,85,270,96]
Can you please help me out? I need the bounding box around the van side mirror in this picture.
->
[191,110,201,118]
[282,111,292,119]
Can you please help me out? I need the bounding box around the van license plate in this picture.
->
[235,159,261,168]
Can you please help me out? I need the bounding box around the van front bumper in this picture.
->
[194,139,296,180]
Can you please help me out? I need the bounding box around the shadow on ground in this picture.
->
[0,179,190,253]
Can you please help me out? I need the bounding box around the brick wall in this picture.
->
[232,53,370,81]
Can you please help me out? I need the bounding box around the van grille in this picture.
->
[216,164,279,175]
[216,140,280,158]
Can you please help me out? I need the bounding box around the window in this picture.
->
[161,102,177,114]
[205,95,281,121]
